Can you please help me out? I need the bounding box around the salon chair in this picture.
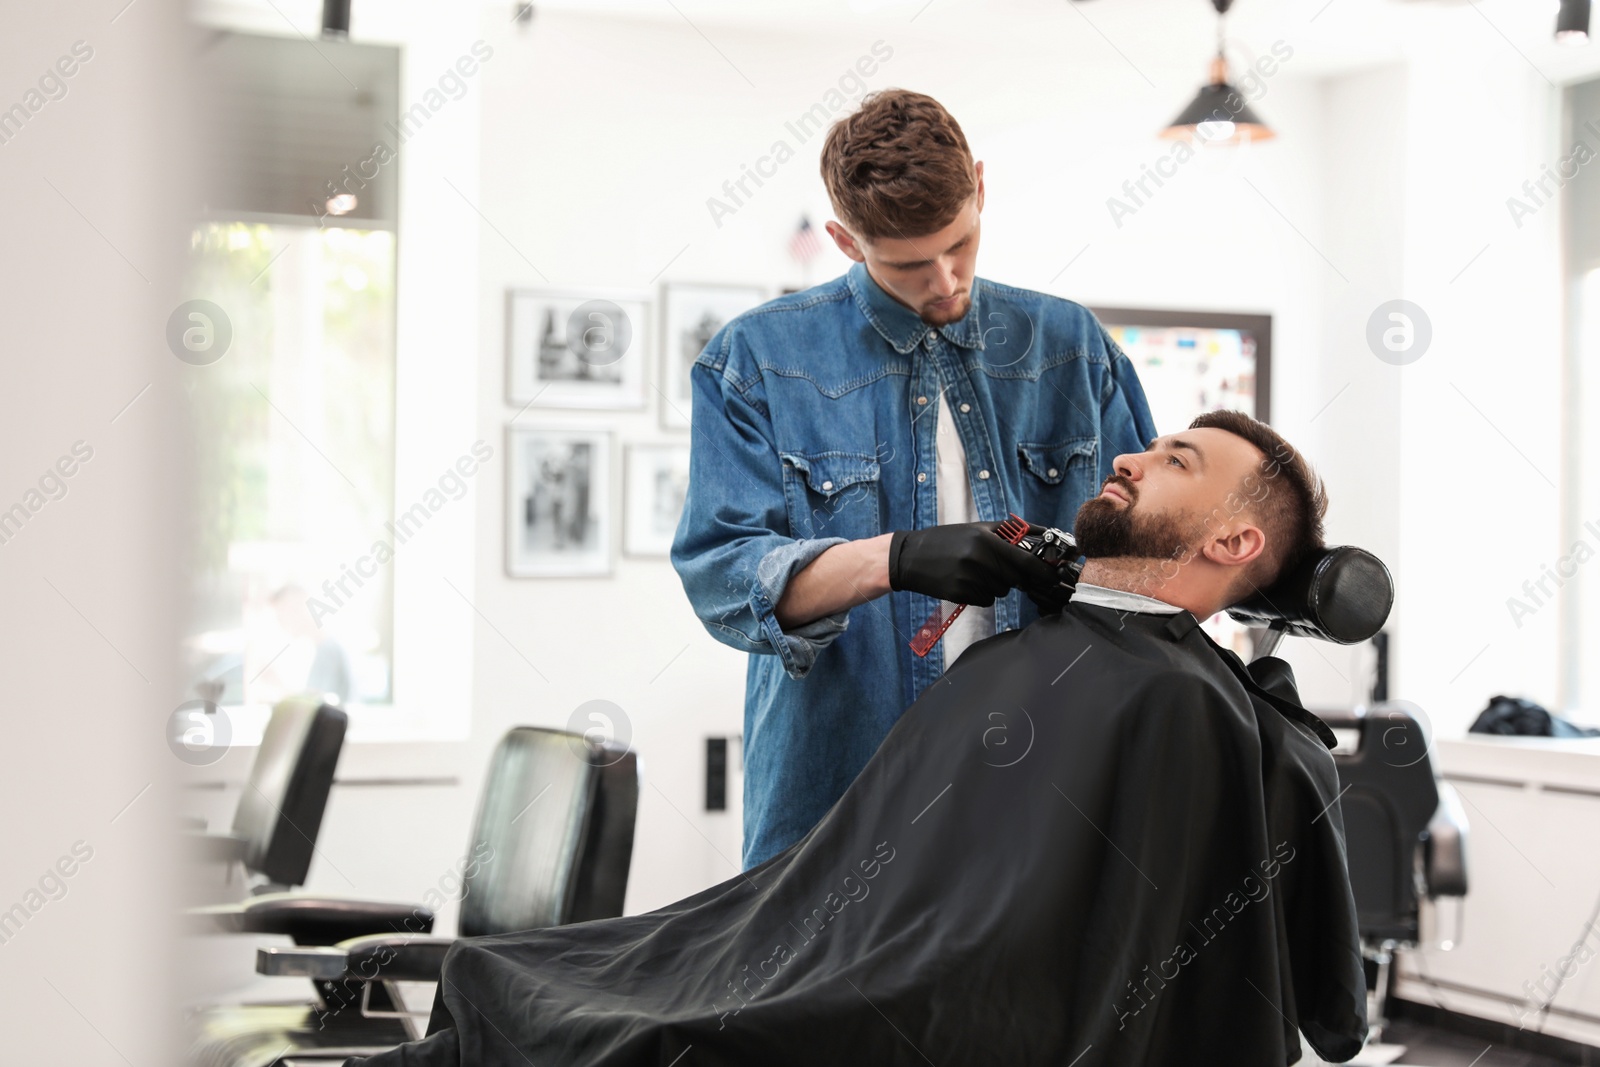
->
[186,726,641,1067]
[1228,546,1470,1047]
[1317,705,1469,1045]
[187,695,349,893]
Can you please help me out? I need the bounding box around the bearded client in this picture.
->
[350,409,1370,1067]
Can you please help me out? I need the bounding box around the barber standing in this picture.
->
[672,90,1157,870]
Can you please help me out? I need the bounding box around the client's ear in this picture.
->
[1201,521,1267,572]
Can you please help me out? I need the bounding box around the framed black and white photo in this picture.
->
[506,426,612,577]
[507,289,650,409]
[659,283,766,429]
[623,443,691,557]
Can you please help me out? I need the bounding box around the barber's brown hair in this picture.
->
[1189,410,1328,593]
[820,89,976,241]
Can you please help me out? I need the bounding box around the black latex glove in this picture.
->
[888,521,1063,607]
[1019,522,1077,617]
[1024,569,1075,617]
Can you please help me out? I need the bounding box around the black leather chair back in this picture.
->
[1320,705,1440,943]
[459,727,639,937]
[1228,544,1394,644]
[230,697,348,888]
[568,746,641,923]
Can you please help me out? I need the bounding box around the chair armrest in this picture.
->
[188,892,434,945]
[1424,781,1470,898]
[257,934,454,984]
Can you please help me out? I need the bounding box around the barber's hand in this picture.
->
[888,521,1063,607]
[1018,522,1076,617]
[1024,571,1075,617]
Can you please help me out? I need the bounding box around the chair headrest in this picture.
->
[1226,545,1394,644]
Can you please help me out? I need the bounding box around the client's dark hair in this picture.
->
[1189,410,1328,595]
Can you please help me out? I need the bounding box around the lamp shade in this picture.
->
[1557,0,1591,44]
[1160,54,1276,144]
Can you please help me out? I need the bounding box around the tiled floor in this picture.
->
[1302,1019,1591,1067]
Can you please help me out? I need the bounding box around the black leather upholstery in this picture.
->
[459,728,640,936]
[340,933,455,984]
[568,745,640,924]
[191,725,642,1067]
[1228,545,1395,644]
[1318,705,1442,943]
[191,893,433,946]
[230,697,348,887]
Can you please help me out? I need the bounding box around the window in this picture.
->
[1563,78,1600,712]
[182,221,397,714]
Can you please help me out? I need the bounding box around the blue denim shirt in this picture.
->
[671,261,1157,869]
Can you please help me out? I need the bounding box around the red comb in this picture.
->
[909,514,1030,657]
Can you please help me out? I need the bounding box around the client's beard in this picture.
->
[1073,484,1192,562]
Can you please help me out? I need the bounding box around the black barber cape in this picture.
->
[359,602,1367,1066]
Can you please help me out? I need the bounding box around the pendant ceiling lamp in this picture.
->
[1557,0,1591,45]
[1160,0,1276,145]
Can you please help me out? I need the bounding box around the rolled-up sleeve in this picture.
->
[670,339,851,680]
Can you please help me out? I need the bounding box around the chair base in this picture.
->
[186,1003,410,1067]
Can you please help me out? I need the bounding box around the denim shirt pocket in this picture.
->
[1017,436,1099,515]
[779,450,882,542]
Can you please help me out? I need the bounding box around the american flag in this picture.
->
[788,217,823,264]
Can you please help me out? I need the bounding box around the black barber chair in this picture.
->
[186,726,641,1067]
[1228,547,1470,1047]
[188,696,349,893]
[1318,705,1469,1045]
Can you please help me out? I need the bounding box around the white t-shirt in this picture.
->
[934,385,994,670]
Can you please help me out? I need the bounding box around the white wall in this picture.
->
[1389,31,1573,740]
[266,4,1600,925]
[0,0,190,1060]
[456,9,1351,914]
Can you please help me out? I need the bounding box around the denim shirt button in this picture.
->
[959,403,971,413]
[917,472,927,483]
[1047,468,1059,478]
[978,469,991,480]
[821,480,833,491]
[917,396,928,405]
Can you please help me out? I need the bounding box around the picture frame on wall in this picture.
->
[505,425,612,578]
[623,443,691,557]
[507,288,650,409]
[659,282,767,430]
[1087,307,1272,427]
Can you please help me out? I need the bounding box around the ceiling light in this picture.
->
[321,0,351,40]
[1161,0,1276,145]
[1557,0,1591,44]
